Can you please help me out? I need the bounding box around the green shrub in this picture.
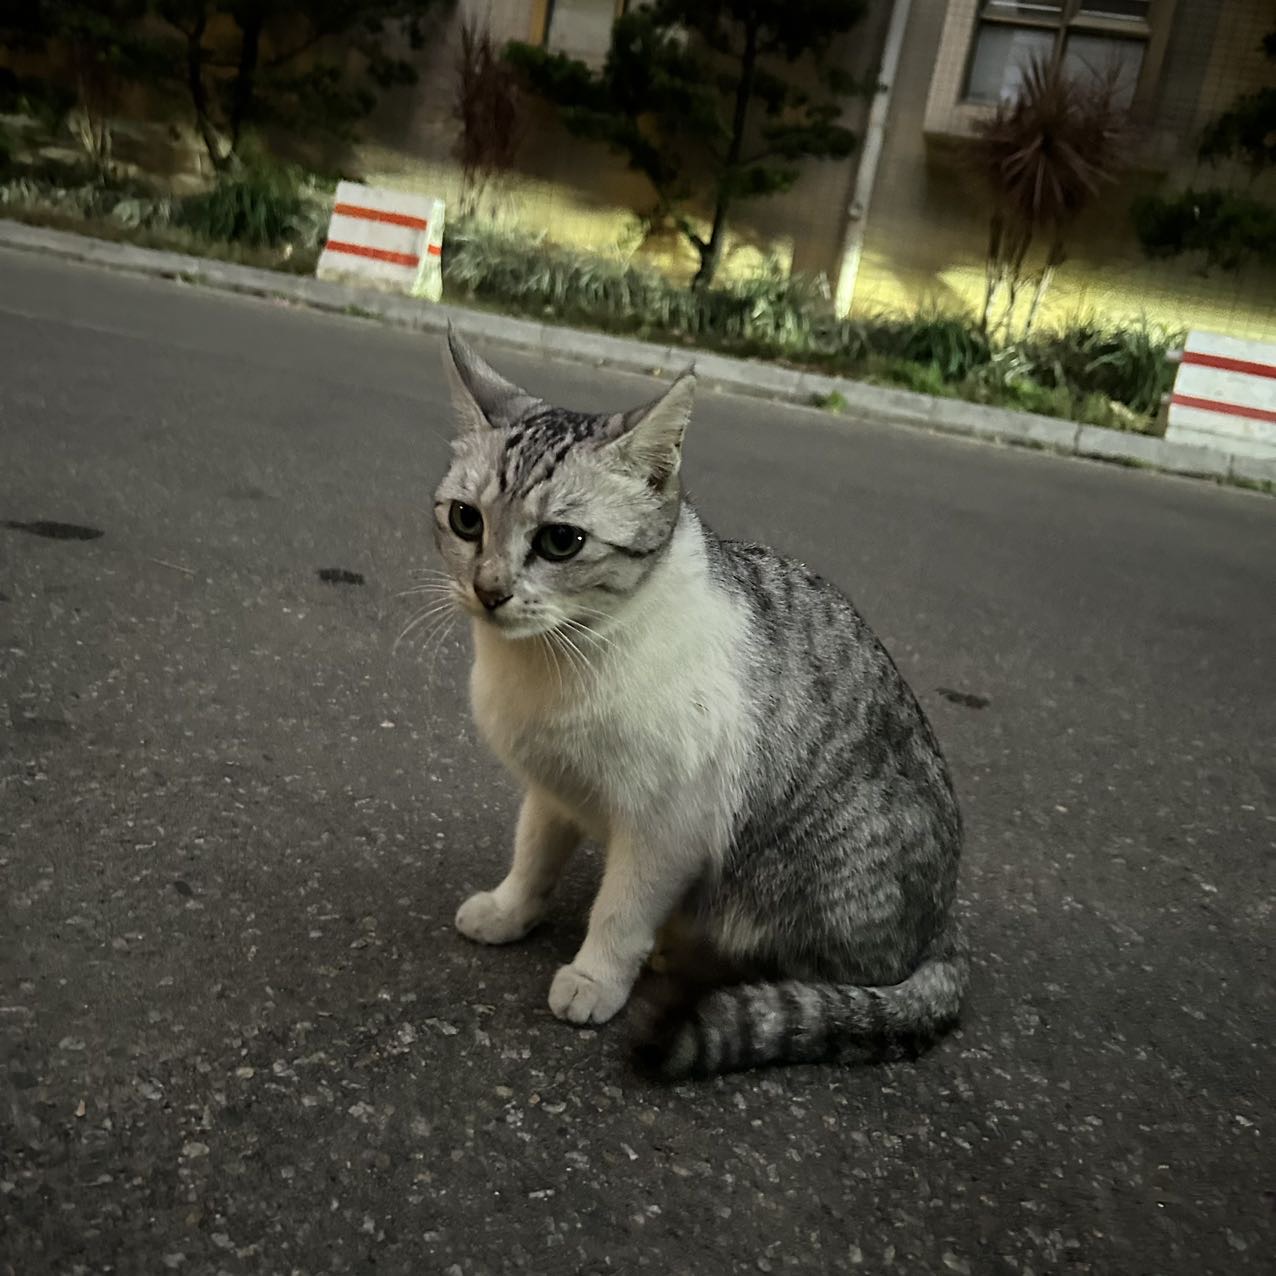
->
[0,174,121,220]
[1001,379,1074,419]
[176,157,324,250]
[1023,319,1177,417]
[872,310,993,381]
[863,356,954,398]
[110,194,175,231]
[442,217,1175,431]
[0,149,329,268]
[443,220,836,349]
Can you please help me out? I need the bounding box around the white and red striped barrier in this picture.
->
[1165,331,1276,460]
[316,181,444,301]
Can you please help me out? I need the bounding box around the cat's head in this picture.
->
[432,329,695,638]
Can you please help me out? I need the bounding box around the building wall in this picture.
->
[355,0,890,284]
[853,0,1276,339]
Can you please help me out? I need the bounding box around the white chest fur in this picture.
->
[469,523,754,849]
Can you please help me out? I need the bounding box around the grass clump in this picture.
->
[811,389,849,412]
[443,218,832,347]
[0,148,329,266]
[175,157,326,250]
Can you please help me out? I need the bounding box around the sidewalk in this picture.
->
[2,218,1271,491]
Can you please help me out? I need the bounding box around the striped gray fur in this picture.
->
[437,329,967,1079]
[634,525,967,1077]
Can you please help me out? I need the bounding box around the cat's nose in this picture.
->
[473,585,512,612]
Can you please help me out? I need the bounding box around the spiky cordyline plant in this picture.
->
[974,54,1130,337]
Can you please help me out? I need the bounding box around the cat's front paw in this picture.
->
[455,891,537,945]
[548,963,630,1025]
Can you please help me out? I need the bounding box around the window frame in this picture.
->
[961,0,1165,111]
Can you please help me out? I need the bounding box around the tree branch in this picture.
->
[265,13,360,71]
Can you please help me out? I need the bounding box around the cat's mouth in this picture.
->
[463,596,549,638]
[467,601,599,646]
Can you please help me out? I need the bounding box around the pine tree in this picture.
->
[507,0,866,289]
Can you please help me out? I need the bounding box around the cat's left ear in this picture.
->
[607,371,696,487]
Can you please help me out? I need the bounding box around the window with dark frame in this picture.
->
[965,0,1152,108]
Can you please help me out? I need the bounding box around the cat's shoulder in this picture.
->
[718,537,851,607]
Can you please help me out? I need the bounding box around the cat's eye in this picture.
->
[533,524,586,562]
[449,501,484,542]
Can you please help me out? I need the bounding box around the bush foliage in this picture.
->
[0,150,328,259]
[442,219,1176,426]
[175,156,326,248]
[1133,25,1275,271]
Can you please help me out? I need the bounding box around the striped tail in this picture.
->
[633,924,969,1080]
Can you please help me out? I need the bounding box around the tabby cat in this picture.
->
[433,329,967,1078]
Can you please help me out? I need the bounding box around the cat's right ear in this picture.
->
[444,326,537,433]
[606,370,696,488]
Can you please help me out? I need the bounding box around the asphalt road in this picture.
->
[1,249,1273,1276]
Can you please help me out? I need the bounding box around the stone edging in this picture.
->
[2,219,1271,491]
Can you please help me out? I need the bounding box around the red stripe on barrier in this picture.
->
[325,240,418,268]
[427,243,442,257]
[1170,392,1276,425]
[333,202,429,231]
[1182,350,1276,380]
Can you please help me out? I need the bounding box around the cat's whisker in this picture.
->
[393,599,456,653]
[562,609,612,637]
[565,602,611,621]
[554,626,594,680]
[567,626,592,668]
[550,630,584,682]
[421,612,459,682]
[401,598,454,625]
[394,583,455,600]
[568,604,627,639]
[538,632,565,693]
[543,628,571,679]
[562,617,612,649]
[414,599,456,656]
[419,606,456,643]
[415,622,456,694]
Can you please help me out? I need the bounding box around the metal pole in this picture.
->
[833,0,913,317]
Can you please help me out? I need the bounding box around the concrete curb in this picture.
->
[3,219,1273,492]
